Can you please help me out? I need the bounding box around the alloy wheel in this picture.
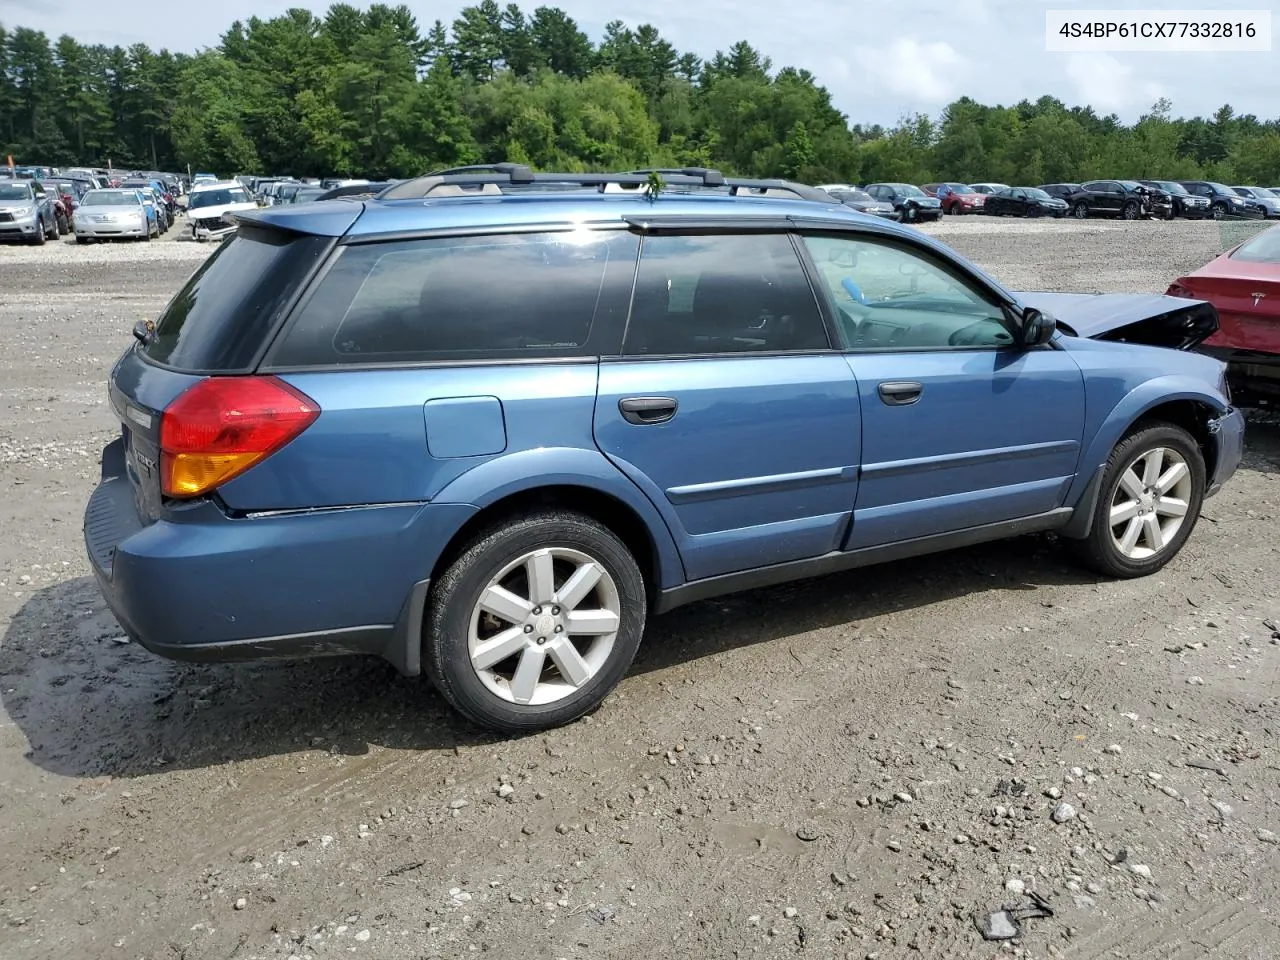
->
[1108,446,1192,560]
[468,547,621,706]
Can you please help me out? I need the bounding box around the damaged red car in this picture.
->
[1168,223,1280,406]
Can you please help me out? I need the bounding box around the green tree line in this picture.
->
[2,3,1279,184]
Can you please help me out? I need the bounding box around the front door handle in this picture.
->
[619,396,678,425]
[878,381,923,406]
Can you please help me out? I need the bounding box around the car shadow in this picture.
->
[1,532,1101,781]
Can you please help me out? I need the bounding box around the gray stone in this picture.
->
[1051,802,1077,824]
[979,910,1020,941]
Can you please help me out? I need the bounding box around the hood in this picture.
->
[1013,291,1219,351]
[190,200,257,221]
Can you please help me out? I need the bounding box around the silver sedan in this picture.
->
[73,189,156,242]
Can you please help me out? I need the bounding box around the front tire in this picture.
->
[1071,422,1206,578]
[425,510,646,733]
[1072,202,1089,219]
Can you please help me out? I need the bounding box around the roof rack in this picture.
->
[375,165,834,203]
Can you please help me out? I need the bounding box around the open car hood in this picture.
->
[1012,291,1220,351]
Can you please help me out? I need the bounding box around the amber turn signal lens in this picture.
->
[162,451,269,498]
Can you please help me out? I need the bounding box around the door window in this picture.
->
[802,234,1014,350]
[623,233,830,356]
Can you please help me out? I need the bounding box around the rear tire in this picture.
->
[425,510,646,733]
[1069,422,1206,579]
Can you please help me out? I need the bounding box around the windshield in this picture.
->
[1206,182,1233,193]
[0,183,33,201]
[1153,181,1188,195]
[82,190,140,206]
[189,187,250,209]
[1231,225,1280,262]
[946,184,975,194]
[897,185,926,197]
[1024,188,1051,200]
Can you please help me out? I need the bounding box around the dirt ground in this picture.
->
[1,216,1277,960]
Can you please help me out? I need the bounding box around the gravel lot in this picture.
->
[1,218,1277,960]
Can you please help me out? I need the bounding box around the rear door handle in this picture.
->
[878,381,923,406]
[619,397,678,425]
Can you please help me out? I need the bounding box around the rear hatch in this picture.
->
[111,219,340,523]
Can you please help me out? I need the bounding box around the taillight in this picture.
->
[160,376,319,499]
[1166,281,1194,299]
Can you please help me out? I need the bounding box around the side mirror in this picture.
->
[1019,307,1057,347]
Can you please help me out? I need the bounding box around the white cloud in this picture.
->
[1063,52,1166,115]
[853,38,970,104]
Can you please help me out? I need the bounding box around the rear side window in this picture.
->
[142,225,331,371]
[269,230,638,366]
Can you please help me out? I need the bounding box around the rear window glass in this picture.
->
[269,230,638,366]
[1230,226,1280,263]
[142,225,331,371]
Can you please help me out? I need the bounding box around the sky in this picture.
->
[2,0,1278,127]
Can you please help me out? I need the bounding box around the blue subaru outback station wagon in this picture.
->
[84,166,1245,732]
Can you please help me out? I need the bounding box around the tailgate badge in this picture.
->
[1253,292,1266,307]
[125,405,153,430]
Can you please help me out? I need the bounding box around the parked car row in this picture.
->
[0,180,183,245]
[814,179,1280,222]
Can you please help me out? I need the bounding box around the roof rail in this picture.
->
[376,166,834,203]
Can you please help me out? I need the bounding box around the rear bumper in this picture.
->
[83,438,476,675]
[1205,407,1246,498]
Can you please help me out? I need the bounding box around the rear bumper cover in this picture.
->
[84,438,475,675]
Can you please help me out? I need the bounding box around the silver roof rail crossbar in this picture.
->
[375,166,832,202]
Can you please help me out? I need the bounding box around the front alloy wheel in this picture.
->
[1071,421,1206,578]
[1072,203,1089,219]
[1107,446,1193,560]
